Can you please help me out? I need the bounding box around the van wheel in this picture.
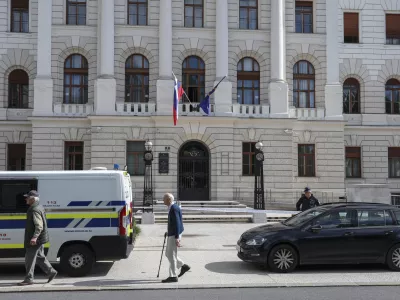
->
[60,244,95,277]
[387,244,400,271]
[267,244,298,273]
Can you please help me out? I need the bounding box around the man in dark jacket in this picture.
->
[18,190,57,286]
[296,187,320,212]
[161,193,190,283]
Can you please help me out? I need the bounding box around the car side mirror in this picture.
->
[310,225,322,233]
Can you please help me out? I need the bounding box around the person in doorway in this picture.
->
[296,187,320,212]
[161,193,190,283]
[18,190,58,286]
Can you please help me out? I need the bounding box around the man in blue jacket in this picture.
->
[162,193,190,283]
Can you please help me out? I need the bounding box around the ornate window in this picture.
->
[239,0,258,30]
[126,141,145,176]
[298,144,315,177]
[125,54,149,103]
[11,0,29,33]
[242,142,256,176]
[8,70,29,109]
[64,142,84,170]
[237,57,260,105]
[128,0,148,25]
[295,1,313,33]
[182,56,205,103]
[293,60,315,108]
[385,79,400,114]
[64,54,88,104]
[346,147,361,178]
[7,144,26,171]
[389,147,400,178]
[343,78,360,114]
[184,0,203,28]
[66,0,87,25]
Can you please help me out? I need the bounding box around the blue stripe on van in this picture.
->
[107,201,126,206]
[0,218,119,229]
[67,201,127,207]
[0,220,26,229]
[67,201,92,207]
[85,218,119,228]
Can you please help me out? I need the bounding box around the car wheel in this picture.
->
[60,244,95,277]
[387,244,400,271]
[267,244,298,273]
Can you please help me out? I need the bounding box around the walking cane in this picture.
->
[157,232,167,278]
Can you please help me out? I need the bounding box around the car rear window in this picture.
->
[393,210,400,225]
[357,209,394,227]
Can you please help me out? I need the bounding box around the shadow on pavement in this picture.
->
[53,279,161,287]
[205,261,266,275]
[0,262,114,280]
[295,264,390,274]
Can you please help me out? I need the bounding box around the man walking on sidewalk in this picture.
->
[162,193,190,283]
[18,190,57,286]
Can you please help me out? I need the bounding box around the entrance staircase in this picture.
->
[133,201,294,224]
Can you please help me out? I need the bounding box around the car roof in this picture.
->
[321,202,396,209]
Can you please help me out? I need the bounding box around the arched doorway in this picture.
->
[178,141,210,201]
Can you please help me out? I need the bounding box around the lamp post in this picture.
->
[143,140,154,212]
[254,141,265,210]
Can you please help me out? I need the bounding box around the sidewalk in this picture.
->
[1,223,400,292]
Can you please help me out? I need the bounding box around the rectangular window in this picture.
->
[389,147,400,178]
[66,0,87,25]
[0,179,37,213]
[184,0,203,28]
[128,0,148,26]
[393,209,400,225]
[295,1,313,33]
[7,144,26,171]
[386,14,400,45]
[242,142,256,176]
[345,147,361,178]
[298,144,315,177]
[239,0,258,30]
[357,209,394,227]
[127,141,145,176]
[64,141,84,170]
[344,12,359,43]
[11,0,29,33]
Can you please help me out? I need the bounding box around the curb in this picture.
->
[1,281,400,293]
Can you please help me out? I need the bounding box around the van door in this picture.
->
[0,179,38,259]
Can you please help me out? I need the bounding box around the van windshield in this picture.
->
[283,207,329,227]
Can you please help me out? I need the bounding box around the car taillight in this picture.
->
[129,202,133,229]
[119,207,127,236]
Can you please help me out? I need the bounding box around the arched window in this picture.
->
[125,54,149,103]
[182,56,205,103]
[386,79,400,114]
[293,60,315,108]
[343,78,360,114]
[237,57,260,105]
[64,54,88,104]
[8,69,29,108]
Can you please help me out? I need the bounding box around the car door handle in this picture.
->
[385,231,394,235]
[344,232,354,236]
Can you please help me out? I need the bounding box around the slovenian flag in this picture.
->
[173,74,184,126]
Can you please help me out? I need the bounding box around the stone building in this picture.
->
[1,0,400,207]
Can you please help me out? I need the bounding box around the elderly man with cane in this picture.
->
[159,193,190,283]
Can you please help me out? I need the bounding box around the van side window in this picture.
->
[0,180,37,213]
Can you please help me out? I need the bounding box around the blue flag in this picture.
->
[199,76,226,115]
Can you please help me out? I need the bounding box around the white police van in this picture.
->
[0,169,134,277]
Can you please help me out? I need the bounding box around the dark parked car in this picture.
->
[237,203,400,273]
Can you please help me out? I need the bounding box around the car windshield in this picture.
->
[283,207,330,227]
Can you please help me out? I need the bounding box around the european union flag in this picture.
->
[199,76,226,115]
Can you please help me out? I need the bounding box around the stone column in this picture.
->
[94,0,116,115]
[269,0,289,118]
[325,0,343,120]
[214,0,232,116]
[156,0,174,115]
[33,0,53,116]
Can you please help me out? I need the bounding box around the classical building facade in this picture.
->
[1,0,400,206]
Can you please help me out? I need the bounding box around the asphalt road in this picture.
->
[2,287,400,300]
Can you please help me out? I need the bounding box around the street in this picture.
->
[2,287,400,300]
[1,224,400,292]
